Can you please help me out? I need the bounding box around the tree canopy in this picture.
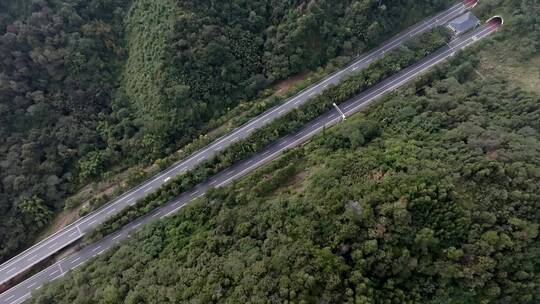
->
[0,0,455,263]
[28,3,540,299]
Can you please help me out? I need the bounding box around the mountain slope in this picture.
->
[28,2,540,301]
[0,0,455,263]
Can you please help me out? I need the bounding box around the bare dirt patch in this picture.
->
[41,208,81,239]
[370,170,388,182]
[274,71,312,96]
[288,170,309,193]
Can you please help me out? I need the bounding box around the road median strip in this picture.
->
[84,26,453,244]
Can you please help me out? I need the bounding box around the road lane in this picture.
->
[0,21,499,304]
[0,1,470,287]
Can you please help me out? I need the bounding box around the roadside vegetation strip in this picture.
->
[85,27,452,243]
[72,3,460,218]
[76,57,352,217]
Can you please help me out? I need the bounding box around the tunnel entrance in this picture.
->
[487,16,503,28]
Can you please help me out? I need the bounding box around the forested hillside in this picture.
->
[0,0,130,262]
[30,50,540,304]
[122,0,453,155]
[28,0,539,303]
[0,0,454,263]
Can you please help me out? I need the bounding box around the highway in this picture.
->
[0,18,501,304]
[0,1,473,286]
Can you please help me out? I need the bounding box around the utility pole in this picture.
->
[333,103,346,121]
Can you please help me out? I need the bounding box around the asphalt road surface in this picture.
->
[0,1,473,287]
[0,19,500,304]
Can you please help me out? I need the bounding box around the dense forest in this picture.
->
[30,50,540,304]
[0,0,130,262]
[28,0,539,302]
[0,0,455,263]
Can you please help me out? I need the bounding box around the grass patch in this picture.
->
[477,49,540,94]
